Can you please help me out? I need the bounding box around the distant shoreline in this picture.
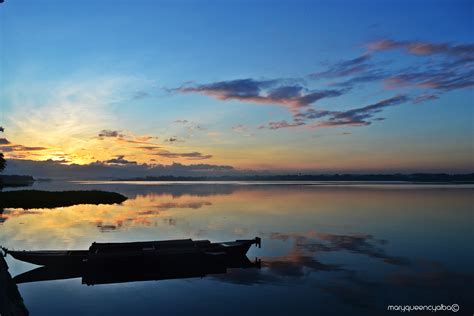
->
[111,174,474,184]
[0,175,34,188]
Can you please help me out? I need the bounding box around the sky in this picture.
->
[0,0,473,176]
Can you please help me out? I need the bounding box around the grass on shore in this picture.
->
[0,190,127,209]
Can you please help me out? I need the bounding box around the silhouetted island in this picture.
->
[0,175,34,188]
[0,190,127,209]
[116,173,474,183]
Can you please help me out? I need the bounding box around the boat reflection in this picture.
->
[0,256,29,316]
[14,254,261,286]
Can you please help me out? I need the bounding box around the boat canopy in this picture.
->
[89,239,212,252]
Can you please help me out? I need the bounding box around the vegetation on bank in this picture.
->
[0,190,127,209]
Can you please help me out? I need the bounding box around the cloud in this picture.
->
[330,69,387,88]
[258,120,305,130]
[0,138,11,145]
[177,78,344,111]
[193,125,207,131]
[232,124,249,133]
[294,108,333,120]
[364,38,474,92]
[4,159,236,179]
[174,119,189,124]
[134,135,158,142]
[367,39,474,59]
[412,94,439,104]
[170,38,472,134]
[311,54,372,79]
[103,155,138,165]
[136,145,162,151]
[311,95,409,128]
[0,143,49,152]
[165,136,180,143]
[315,38,474,94]
[260,95,409,130]
[154,150,212,160]
[0,126,4,132]
[231,124,255,136]
[97,130,160,146]
[98,129,124,138]
[384,69,474,91]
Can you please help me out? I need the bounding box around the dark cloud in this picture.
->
[178,78,344,110]
[103,155,138,165]
[294,109,333,120]
[98,129,123,138]
[136,145,162,151]
[0,138,11,145]
[155,150,212,160]
[165,136,180,143]
[0,126,4,132]
[96,221,119,232]
[4,159,236,179]
[311,95,409,128]
[258,120,305,130]
[179,78,276,99]
[266,95,409,129]
[0,144,48,152]
[44,158,70,164]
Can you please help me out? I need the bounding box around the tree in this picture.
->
[0,127,4,172]
[0,152,5,173]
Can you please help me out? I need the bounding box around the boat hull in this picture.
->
[6,238,261,267]
[8,250,88,266]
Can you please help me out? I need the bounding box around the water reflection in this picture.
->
[14,255,261,286]
[270,231,410,266]
[0,182,473,315]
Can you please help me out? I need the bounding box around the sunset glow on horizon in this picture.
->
[1,1,472,175]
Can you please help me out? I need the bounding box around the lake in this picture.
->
[1,181,473,315]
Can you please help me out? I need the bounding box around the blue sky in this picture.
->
[0,0,473,174]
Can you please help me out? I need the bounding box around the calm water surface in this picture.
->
[1,181,473,315]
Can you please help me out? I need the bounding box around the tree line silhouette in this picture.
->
[0,127,5,173]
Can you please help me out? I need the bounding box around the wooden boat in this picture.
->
[3,237,261,266]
